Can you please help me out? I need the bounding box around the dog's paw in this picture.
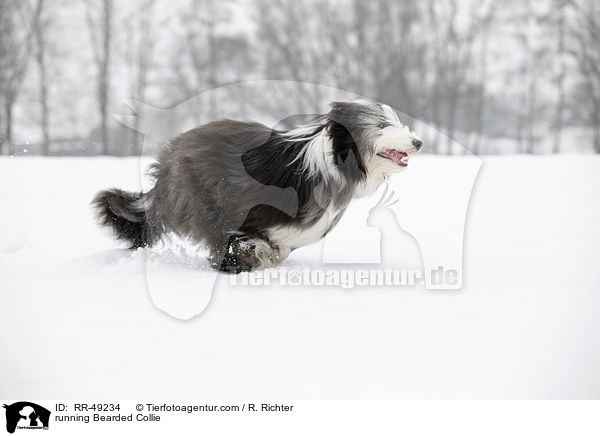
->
[217,253,255,274]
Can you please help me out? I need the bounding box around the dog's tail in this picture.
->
[92,188,154,249]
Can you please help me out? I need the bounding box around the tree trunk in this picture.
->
[552,2,566,154]
[132,0,154,155]
[38,53,50,155]
[4,101,13,154]
[472,28,490,155]
[593,107,600,153]
[100,0,111,154]
[34,0,50,155]
[207,0,217,120]
[525,79,537,154]
[516,93,524,154]
[87,0,112,154]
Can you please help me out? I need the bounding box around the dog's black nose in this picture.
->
[412,138,422,151]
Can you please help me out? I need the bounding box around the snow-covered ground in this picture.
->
[1,155,599,399]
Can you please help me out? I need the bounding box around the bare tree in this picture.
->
[552,0,568,153]
[471,24,491,155]
[253,0,320,113]
[427,0,444,153]
[30,0,51,155]
[168,0,240,119]
[427,0,495,154]
[513,3,545,154]
[86,0,114,154]
[0,0,39,154]
[569,0,600,152]
[372,0,427,114]
[352,0,369,96]
[124,0,156,154]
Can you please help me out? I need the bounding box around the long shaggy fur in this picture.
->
[92,189,149,249]
[93,100,422,272]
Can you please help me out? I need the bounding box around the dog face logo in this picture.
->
[3,402,50,433]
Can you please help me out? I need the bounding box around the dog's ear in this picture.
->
[327,103,367,180]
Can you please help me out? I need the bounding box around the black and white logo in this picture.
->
[3,402,50,434]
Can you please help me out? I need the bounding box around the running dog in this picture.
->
[93,100,422,272]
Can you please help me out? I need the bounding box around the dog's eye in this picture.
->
[378,122,389,129]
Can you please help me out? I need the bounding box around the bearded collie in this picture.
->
[93,100,422,272]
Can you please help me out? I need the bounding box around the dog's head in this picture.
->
[326,100,422,181]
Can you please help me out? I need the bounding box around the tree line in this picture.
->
[1,0,599,155]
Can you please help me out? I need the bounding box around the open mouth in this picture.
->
[376,149,409,166]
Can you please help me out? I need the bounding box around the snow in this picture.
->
[1,155,599,399]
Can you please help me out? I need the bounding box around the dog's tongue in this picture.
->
[380,150,408,165]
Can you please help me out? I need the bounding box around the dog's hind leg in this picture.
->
[209,233,290,273]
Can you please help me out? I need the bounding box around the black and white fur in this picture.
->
[93,100,422,273]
